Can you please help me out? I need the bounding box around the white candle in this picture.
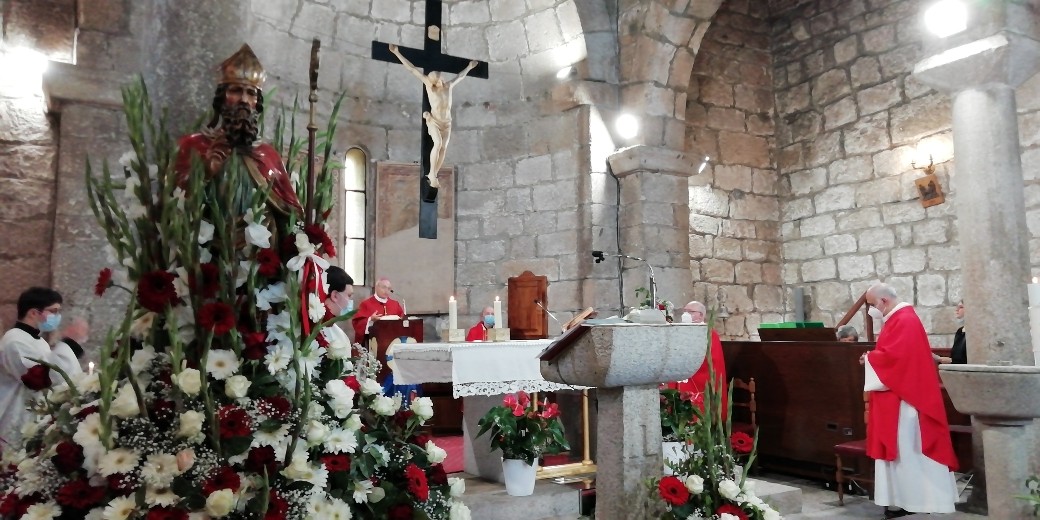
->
[88,362,94,376]
[448,296,458,330]
[493,296,503,328]
[1030,277,1040,307]
[402,299,407,317]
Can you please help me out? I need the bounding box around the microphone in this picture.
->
[534,299,561,324]
[590,250,658,309]
[390,289,407,316]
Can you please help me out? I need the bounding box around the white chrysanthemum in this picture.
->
[205,489,235,518]
[103,495,137,520]
[359,378,382,396]
[684,474,704,494]
[98,448,140,477]
[450,501,472,520]
[325,497,353,519]
[449,477,466,498]
[308,293,326,323]
[324,429,358,454]
[145,486,180,507]
[253,423,291,448]
[411,396,434,421]
[129,345,157,374]
[265,343,293,374]
[425,440,447,464]
[24,502,61,520]
[110,383,141,418]
[197,220,215,245]
[74,413,105,452]
[371,395,396,416]
[225,374,251,399]
[177,410,205,440]
[141,453,181,488]
[206,349,240,380]
[719,479,741,500]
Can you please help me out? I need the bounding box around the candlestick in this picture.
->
[493,295,503,328]
[88,362,94,376]
[448,296,458,330]
[1030,277,1040,307]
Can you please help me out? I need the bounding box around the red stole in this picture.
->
[867,306,958,470]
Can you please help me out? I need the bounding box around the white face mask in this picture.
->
[680,312,694,323]
[867,306,884,320]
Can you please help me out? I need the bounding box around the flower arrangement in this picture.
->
[650,325,781,520]
[475,391,570,465]
[0,80,469,519]
[635,287,674,314]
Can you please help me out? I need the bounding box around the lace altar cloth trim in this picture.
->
[452,380,587,398]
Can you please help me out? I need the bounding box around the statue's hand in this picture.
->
[206,136,232,176]
[389,44,398,53]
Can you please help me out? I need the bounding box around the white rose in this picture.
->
[326,338,351,360]
[175,369,202,395]
[177,411,205,439]
[719,479,741,500]
[111,383,141,418]
[449,501,472,520]
[762,508,781,520]
[344,414,362,432]
[371,395,397,416]
[410,397,434,421]
[224,375,251,399]
[425,440,447,464]
[359,378,382,396]
[205,489,235,517]
[684,474,704,494]
[306,420,329,446]
[448,477,466,498]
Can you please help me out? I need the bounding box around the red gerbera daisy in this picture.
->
[716,503,750,520]
[264,490,288,520]
[95,268,113,296]
[56,478,107,509]
[256,248,281,277]
[202,466,242,496]
[145,507,189,520]
[257,396,291,420]
[658,475,690,506]
[245,446,279,476]
[137,270,179,312]
[218,405,252,438]
[198,302,236,335]
[192,262,220,298]
[404,463,430,501]
[51,441,84,473]
[321,453,351,472]
[388,504,413,520]
[730,431,754,455]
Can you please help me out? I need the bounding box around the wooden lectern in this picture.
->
[365,318,423,382]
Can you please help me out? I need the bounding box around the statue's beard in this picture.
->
[221,103,259,148]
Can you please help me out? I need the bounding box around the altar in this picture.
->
[392,340,589,480]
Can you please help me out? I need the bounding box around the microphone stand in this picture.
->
[592,251,657,311]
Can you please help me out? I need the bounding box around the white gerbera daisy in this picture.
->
[264,343,293,374]
[102,495,137,520]
[24,502,61,520]
[98,448,140,477]
[324,429,358,454]
[253,423,291,447]
[308,293,326,323]
[326,497,352,519]
[140,453,181,488]
[145,486,181,507]
[206,349,240,380]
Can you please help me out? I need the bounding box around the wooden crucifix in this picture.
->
[372,0,489,239]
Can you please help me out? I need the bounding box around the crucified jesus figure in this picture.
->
[389,44,478,189]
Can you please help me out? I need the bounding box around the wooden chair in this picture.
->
[834,392,872,505]
[731,377,757,435]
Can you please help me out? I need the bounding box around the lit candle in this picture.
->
[1030,277,1040,307]
[493,296,503,328]
[448,296,458,330]
[88,362,94,376]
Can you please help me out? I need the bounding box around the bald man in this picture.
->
[350,277,405,341]
[862,283,958,517]
[466,307,495,342]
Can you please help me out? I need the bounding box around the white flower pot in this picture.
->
[662,441,684,475]
[502,458,538,496]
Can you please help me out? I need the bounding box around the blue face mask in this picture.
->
[339,296,354,316]
[483,315,495,328]
[39,312,61,332]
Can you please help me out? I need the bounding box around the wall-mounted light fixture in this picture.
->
[615,113,639,140]
[924,0,968,38]
[911,155,946,208]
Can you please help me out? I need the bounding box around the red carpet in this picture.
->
[435,435,465,474]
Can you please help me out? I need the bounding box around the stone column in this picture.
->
[607,145,696,312]
[141,0,252,131]
[912,2,1040,513]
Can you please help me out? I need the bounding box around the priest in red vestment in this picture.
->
[351,277,404,341]
[466,307,495,342]
[863,283,958,517]
[664,301,728,411]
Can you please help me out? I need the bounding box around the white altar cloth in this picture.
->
[391,339,587,397]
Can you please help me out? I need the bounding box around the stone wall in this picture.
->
[769,0,1040,345]
[685,0,783,339]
